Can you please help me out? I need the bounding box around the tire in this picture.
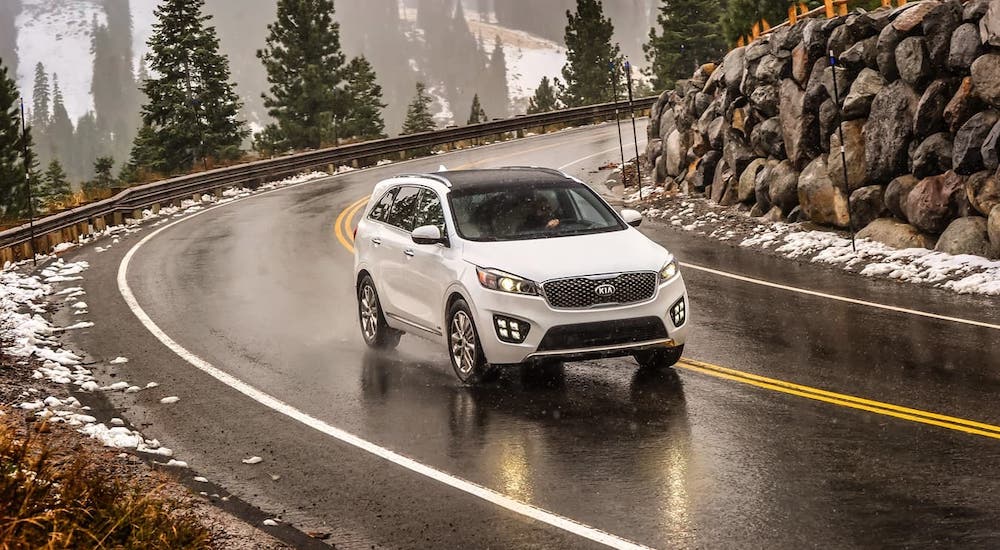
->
[634,344,684,369]
[357,275,401,350]
[447,299,496,384]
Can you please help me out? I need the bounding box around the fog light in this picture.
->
[494,315,530,343]
[669,298,687,326]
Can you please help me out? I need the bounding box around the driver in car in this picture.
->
[520,193,561,231]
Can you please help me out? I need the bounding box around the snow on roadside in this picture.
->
[638,196,1000,297]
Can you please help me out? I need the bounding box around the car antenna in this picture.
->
[437,165,448,172]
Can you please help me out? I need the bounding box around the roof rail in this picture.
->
[499,166,571,178]
[394,173,453,187]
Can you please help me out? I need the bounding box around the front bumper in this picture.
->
[469,275,689,365]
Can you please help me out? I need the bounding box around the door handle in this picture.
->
[403,249,415,257]
[370,237,382,246]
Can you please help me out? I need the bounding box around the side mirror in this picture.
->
[621,209,643,228]
[412,225,447,246]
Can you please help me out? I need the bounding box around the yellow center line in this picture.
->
[334,196,369,254]
[676,359,1000,440]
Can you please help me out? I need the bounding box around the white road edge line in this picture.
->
[679,262,1000,331]
[116,146,653,550]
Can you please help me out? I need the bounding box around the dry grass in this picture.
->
[0,414,210,549]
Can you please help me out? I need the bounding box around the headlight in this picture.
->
[659,260,679,283]
[476,267,539,296]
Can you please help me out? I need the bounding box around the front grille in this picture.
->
[542,272,658,309]
[536,317,668,352]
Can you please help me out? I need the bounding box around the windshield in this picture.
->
[448,182,626,241]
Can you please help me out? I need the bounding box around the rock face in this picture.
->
[850,185,888,229]
[864,80,919,184]
[798,155,851,227]
[857,218,936,249]
[953,110,1000,175]
[935,217,995,257]
[971,54,1000,108]
[828,120,867,192]
[911,132,953,178]
[902,171,967,234]
[885,174,919,220]
[965,170,1000,216]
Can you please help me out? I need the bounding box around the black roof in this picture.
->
[402,167,576,190]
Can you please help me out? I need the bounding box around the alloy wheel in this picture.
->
[450,311,477,375]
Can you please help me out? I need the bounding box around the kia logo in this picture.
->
[594,284,616,297]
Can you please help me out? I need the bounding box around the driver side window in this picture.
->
[415,189,447,234]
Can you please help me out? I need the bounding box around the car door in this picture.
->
[403,188,455,334]
[360,186,398,290]
[378,186,421,323]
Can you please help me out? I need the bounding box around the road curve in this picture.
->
[62,123,1000,549]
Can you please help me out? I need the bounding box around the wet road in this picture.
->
[63,122,1000,548]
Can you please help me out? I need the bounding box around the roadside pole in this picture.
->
[20,99,36,266]
[624,59,642,201]
[609,61,627,177]
[828,50,857,252]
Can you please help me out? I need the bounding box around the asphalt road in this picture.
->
[61,122,1000,549]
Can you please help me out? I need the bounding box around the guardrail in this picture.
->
[0,97,655,263]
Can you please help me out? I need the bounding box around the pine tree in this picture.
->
[0,2,19,81]
[645,0,725,90]
[92,0,141,168]
[257,0,347,152]
[485,36,509,118]
[131,0,247,174]
[42,159,71,210]
[527,76,560,114]
[341,56,387,141]
[74,112,103,181]
[560,0,623,108]
[49,76,74,175]
[86,156,116,192]
[31,63,49,129]
[401,82,436,135]
[0,58,30,219]
[468,94,487,125]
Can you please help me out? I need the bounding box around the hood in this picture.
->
[460,228,671,283]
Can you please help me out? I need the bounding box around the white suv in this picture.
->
[353,167,689,383]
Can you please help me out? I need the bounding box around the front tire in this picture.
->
[634,344,684,369]
[358,276,400,350]
[447,299,496,384]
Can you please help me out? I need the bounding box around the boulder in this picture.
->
[690,64,713,90]
[694,93,712,117]
[885,174,919,220]
[691,151,721,191]
[754,159,779,212]
[948,23,982,72]
[895,37,931,88]
[655,151,667,183]
[982,0,1000,46]
[983,120,1000,171]
[902,171,967,233]
[750,84,780,118]
[828,120,868,192]
[805,58,832,110]
[738,158,768,203]
[953,110,1000,175]
[704,61,726,95]
[990,205,1000,250]
[779,79,820,169]
[964,0,990,21]
[712,160,738,206]
[658,108,676,142]
[750,117,785,159]
[857,218,937,249]
[646,138,662,165]
[911,132,954,178]
[792,44,811,85]
[864,80,920,184]
[723,47,747,94]
[798,155,851,227]
[723,128,756,179]
[965,170,1000,216]
[893,1,941,33]
[971,54,1000,108]
[922,0,963,67]
[774,23,804,52]
[851,185,888,229]
[843,68,885,120]
[664,129,684,177]
[821,65,853,106]
[944,76,982,132]
[707,116,726,150]
[876,23,904,81]
[819,99,839,150]
[746,38,771,62]
[754,54,790,85]
[770,160,801,213]
[802,18,831,58]
[914,78,959,138]
[935,216,995,257]
[840,36,879,71]
[787,205,803,223]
